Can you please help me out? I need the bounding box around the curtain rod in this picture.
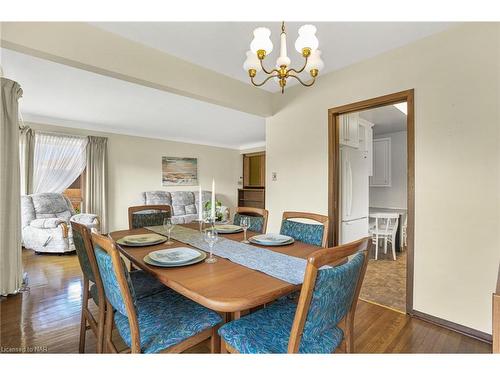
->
[34,130,89,140]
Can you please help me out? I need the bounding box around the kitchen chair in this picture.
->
[233,207,269,234]
[280,211,329,247]
[72,222,168,353]
[90,232,222,353]
[369,213,399,260]
[218,237,369,353]
[401,214,408,249]
[128,205,171,230]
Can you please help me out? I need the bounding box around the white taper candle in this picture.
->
[211,178,216,221]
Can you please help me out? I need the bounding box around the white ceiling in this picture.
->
[360,105,407,135]
[1,48,265,150]
[91,22,455,92]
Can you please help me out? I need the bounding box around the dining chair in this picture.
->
[233,207,269,234]
[369,213,399,260]
[90,232,222,353]
[401,214,408,249]
[73,221,170,352]
[128,205,171,230]
[280,211,329,247]
[72,221,107,353]
[218,237,370,353]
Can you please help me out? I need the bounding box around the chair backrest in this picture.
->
[372,213,399,235]
[21,193,75,226]
[128,205,171,230]
[280,211,329,247]
[233,207,269,234]
[90,232,141,352]
[72,221,106,304]
[288,237,370,353]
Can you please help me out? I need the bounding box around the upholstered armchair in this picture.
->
[21,193,100,254]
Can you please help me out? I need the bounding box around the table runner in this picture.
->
[145,225,308,285]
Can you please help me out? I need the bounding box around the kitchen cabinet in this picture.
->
[339,113,360,148]
[358,118,374,176]
[370,137,391,187]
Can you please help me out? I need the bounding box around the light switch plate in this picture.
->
[272,172,277,181]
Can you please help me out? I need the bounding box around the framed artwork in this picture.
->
[162,157,198,186]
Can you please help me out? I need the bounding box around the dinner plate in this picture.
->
[149,247,201,264]
[143,252,206,268]
[117,234,167,247]
[249,237,295,246]
[249,234,293,246]
[214,224,243,233]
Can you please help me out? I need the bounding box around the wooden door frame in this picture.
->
[328,89,415,313]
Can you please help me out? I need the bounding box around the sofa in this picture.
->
[140,190,229,224]
[21,193,100,254]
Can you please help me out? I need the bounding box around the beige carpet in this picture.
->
[360,247,407,313]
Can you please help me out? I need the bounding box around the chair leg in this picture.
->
[79,277,89,353]
[210,326,221,354]
[384,237,388,254]
[392,239,396,261]
[96,299,106,353]
[374,237,378,260]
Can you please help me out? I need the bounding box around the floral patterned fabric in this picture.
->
[218,298,343,353]
[219,252,365,353]
[131,211,171,229]
[233,213,264,233]
[21,193,99,253]
[114,288,222,353]
[280,219,324,246]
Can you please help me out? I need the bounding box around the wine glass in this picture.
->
[240,216,250,244]
[163,217,174,245]
[203,227,218,264]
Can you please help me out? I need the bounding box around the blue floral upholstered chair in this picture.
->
[72,222,168,353]
[218,237,370,354]
[90,232,222,354]
[128,205,172,230]
[233,207,269,234]
[280,211,329,247]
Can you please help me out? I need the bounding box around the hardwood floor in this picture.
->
[0,249,491,354]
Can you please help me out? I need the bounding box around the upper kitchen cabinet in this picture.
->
[339,113,360,148]
[370,137,391,187]
[243,152,265,188]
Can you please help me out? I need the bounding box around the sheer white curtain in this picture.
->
[33,133,88,193]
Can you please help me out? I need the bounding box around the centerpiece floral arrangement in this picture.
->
[203,200,224,222]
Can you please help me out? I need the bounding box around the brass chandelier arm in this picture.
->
[287,55,309,75]
[288,74,316,87]
[259,58,280,75]
[251,74,279,87]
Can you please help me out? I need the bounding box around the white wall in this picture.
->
[369,131,407,209]
[28,122,241,232]
[267,23,500,334]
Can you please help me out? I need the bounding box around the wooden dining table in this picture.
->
[109,223,322,319]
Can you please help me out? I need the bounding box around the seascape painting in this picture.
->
[162,157,198,186]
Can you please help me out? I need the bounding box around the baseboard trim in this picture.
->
[411,310,492,344]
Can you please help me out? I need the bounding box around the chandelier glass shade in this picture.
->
[243,22,323,93]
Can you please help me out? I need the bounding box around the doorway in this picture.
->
[328,90,415,314]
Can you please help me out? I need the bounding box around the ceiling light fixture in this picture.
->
[243,22,324,94]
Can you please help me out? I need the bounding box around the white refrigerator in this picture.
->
[340,145,369,245]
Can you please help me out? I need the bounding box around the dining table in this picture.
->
[109,223,323,321]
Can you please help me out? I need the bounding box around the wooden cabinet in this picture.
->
[240,152,265,208]
[243,152,265,188]
[238,189,265,209]
[339,113,360,148]
[370,137,391,187]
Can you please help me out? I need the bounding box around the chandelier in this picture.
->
[243,22,324,94]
